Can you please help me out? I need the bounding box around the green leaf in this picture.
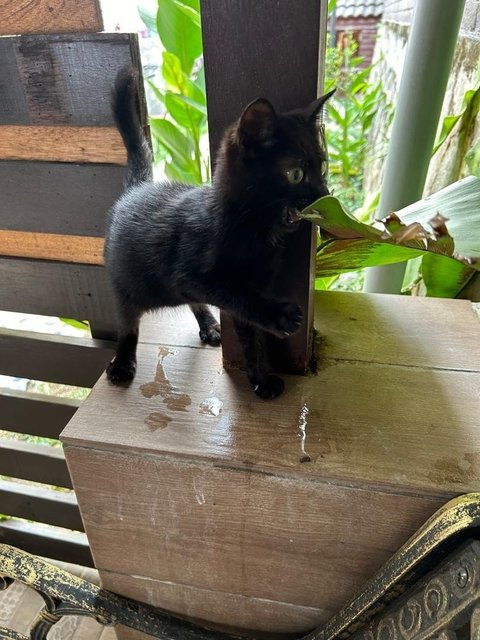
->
[162,52,206,106]
[165,160,200,184]
[315,239,425,277]
[157,0,202,74]
[328,0,337,12]
[165,91,206,128]
[301,195,384,240]
[421,253,476,298]
[432,114,462,155]
[398,176,480,262]
[465,139,480,178]
[150,117,195,171]
[174,0,201,28]
[60,317,89,331]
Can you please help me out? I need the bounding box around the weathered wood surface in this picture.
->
[0,388,80,439]
[0,260,115,330]
[0,126,126,164]
[63,291,480,635]
[0,479,83,531]
[0,439,72,488]
[104,568,332,637]
[0,231,105,264]
[0,520,92,567]
[0,0,103,36]
[0,162,124,237]
[66,445,444,635]
[0,328,112,387]
[201,0,326,375]
[0,34,140,126]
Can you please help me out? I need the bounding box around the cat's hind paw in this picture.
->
[106,357,136,384]
[199,323,221,346]
[252,374,285,400]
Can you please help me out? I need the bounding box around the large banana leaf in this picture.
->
[300,176,480,297]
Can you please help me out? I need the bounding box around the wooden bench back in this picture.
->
[0,0,148,565]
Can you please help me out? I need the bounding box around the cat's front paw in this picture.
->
[252,374,285,400]
[264,301,303,338]
[106,357,136,384]
[199,323,221,346]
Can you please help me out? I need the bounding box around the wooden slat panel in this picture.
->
[0,520,92,567]
[1,259,115,331]
[104,569,331,638]
[201,0,325,374]
[0,479,83,531]
[0,162,124,237]
[66,446,444,623]
[0,388,80,439]
[0,34,139,126]
[0,0,102,36]
[0,231,104,264]
[0,126,126,164]
[0,439,72,488]
[0,329,113,387]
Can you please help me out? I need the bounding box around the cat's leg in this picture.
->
[197,282,303,339]
[233,318,284,400]
[189,303,221,346]
[106,300,142,384]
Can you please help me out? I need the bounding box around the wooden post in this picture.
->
[201,0,327,374]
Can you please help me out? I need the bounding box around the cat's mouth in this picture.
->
[284,207,302,227]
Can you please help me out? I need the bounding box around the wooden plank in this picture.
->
[0,231,105,264]
[0,388,80,439]
[201,0,326,374]
[0,126,126,164]
[103,569,331,638]
[0,34,139,126]
[0,162,125,237]
[0,520,92,567]
[0,329,112,387]
[0,479,83,531]
[0,259,115,331]
[65,445,444,630]
[0,0,102,36]
[314,291,480,372]
[0,438,72,488]
[61,335,480,498]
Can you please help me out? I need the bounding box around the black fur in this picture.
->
[105,66,333,398]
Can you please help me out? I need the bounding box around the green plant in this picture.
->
[300,176,480,297]
[324,35,390,212]
[140,0,209,184]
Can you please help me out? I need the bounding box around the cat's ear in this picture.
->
[238,98,277,149]
[302,88,336,121]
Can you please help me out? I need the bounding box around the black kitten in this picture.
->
[105,67,333,399]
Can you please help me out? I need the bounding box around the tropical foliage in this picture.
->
[139,0,209,183]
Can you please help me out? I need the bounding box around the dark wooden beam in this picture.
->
[0,439,73,488]
[201,0,327,374]
[0,519,92,567]
[0,259,116,334]
[0,479,84,531]
[0,328,113,387]
[0,388,80,439]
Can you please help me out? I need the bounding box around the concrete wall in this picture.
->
[363,1,480,201]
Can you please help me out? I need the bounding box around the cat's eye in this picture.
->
[285,167,304,185]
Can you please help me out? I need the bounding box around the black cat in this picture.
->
[105,67,333,399]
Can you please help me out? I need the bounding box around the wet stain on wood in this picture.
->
[140,346,191,412]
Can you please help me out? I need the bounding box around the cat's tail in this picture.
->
[112,66,153,189]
